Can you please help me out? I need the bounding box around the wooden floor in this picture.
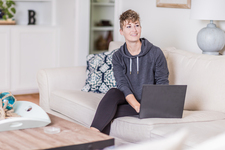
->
[14,93,40,105]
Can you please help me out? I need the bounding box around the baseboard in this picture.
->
[11,89,39,95]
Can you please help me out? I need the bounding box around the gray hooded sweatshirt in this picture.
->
[112,38,169,102]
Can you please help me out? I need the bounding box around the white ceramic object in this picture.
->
[0,101,51,132]
[197,22,225,55]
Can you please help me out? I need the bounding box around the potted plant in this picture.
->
[0,0,16,21]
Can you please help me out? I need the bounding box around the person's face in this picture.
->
[120,20,141,43]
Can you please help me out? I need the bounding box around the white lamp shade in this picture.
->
[190,0,225,20]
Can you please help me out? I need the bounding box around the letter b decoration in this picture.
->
[28,10,36,25]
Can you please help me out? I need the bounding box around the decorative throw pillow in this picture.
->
[81,49,117,94]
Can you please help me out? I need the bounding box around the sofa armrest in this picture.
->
[37,66,86,112]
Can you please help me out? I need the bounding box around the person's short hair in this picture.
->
[119,9,140,30]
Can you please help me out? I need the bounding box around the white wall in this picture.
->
[74,0,90,66]
[114,0,225,54]
[55,0,90,67]
[55,0,75,67]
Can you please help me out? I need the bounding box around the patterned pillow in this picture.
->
[81,49,117,94]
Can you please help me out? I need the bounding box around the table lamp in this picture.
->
[190,0,225,55]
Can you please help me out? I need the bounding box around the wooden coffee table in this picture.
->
[0,114,114,150]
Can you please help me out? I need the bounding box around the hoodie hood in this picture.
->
[121,38,153,58]
[120,38,153,74]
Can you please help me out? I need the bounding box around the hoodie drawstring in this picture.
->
[130,57,139,74]
[130,58,132,74]
[137,56,139,74]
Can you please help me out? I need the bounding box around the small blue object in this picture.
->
[0,92,10,98]
[0,91,16,110]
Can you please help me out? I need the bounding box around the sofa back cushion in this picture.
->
[162,47,225,112]
[108,42,225,112]
[108,41,124,52]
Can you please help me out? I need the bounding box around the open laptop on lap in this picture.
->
[139,84,187,119]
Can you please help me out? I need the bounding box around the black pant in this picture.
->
[90,88,138,135]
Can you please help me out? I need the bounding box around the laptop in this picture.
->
[139,84,187,119]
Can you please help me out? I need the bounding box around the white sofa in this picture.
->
[37,41,225,149]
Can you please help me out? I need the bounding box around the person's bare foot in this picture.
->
[90,127,100,132]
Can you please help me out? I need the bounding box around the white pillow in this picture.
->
[112,128,189,150]
[188,132,225,150]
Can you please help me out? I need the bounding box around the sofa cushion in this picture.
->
[187,131,225,150]
[162,47,225,113]
[151,120,225,148]
[108,41,124,52]
[110,110,225,144]
[82,50,117,94]
[49,90,104,127]
[114,128,189,150]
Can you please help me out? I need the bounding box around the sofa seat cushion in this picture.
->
[151,120,225,149]
[110,110,225,144]
[49,90,104,127]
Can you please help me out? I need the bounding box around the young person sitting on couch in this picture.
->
[90,9,169,135]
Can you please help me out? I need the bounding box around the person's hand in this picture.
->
[134,103,140,113]
[126,94,140,113]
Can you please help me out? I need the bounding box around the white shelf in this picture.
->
[13,0,53,25]
[14,0,51,1]
[92,2,114,6]
[90,0,115,54]
[92,26,114,31]
[0,25,56,28]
